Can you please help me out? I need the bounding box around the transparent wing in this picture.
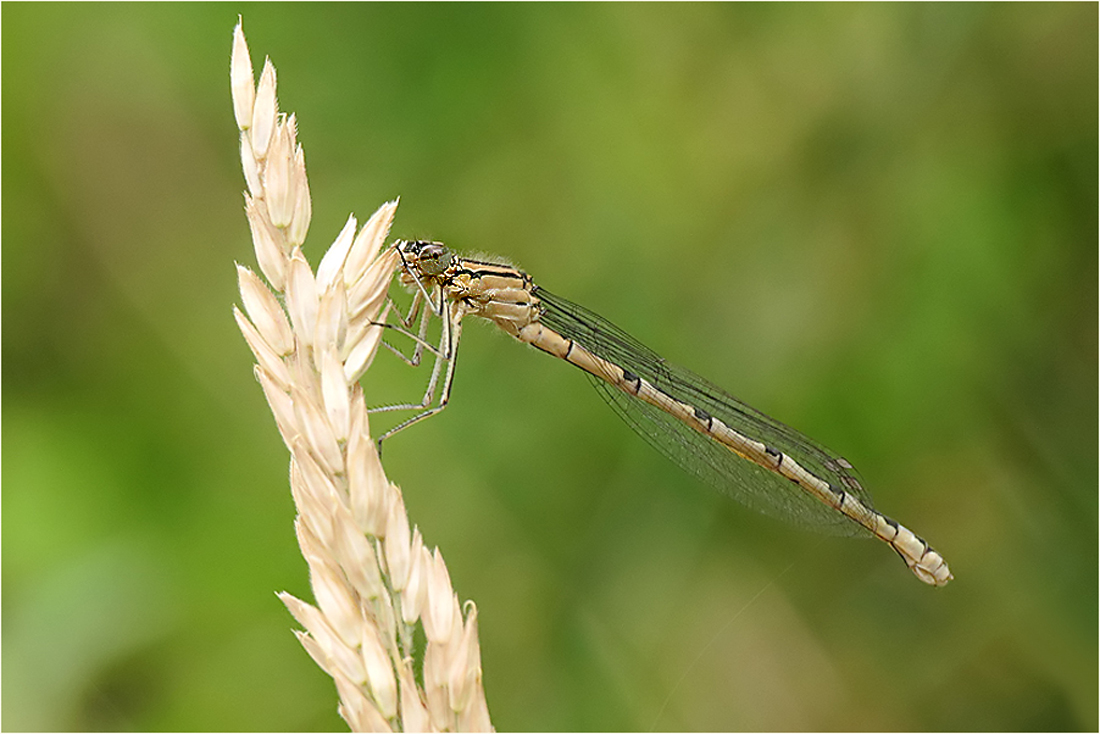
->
[536,286,874,537]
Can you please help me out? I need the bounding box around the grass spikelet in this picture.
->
[230,19,492,732]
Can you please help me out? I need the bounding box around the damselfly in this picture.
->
[371,240,953,586]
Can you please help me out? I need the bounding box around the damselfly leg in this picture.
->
[367,248,466,448]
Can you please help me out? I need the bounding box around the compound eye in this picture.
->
[419,241,454,276]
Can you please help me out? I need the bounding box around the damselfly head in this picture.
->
[398,239,456,278]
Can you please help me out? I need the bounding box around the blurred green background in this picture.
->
[4,3,1096,731]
